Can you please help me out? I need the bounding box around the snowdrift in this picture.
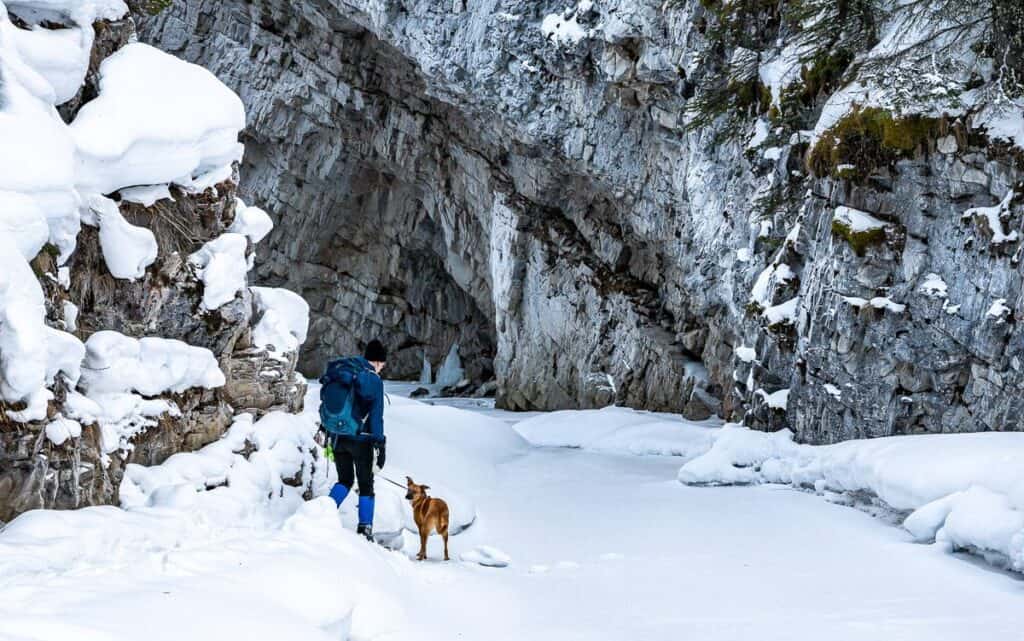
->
[189,232,249,310]
[679,425,1024,572]
[251,286,310,355]
[0,388,534,641]
[514,405,719,457]
[2,502,410,641]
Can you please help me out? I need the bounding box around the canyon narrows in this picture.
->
[141,1,1024,441]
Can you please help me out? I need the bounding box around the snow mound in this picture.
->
[461,545,511,568]
[0,190,50,259]
[251,286,309,355]
[78,330,225,396]
[189,232,249,310]
[0,10,81,262]
[122,411,319,508]
[763,296,799,326]
[735,345,757,363]
[9,16,91,105]
[1,409,413,641]
[756,388,789,410]
[387,400,528,531]
[229,197,274,243]
[44,325,84,387]
[71,42,245,194]
[0,235,51,419]
[44,415,81,445]
[8,1,128,24]
[85,194,158,280]
[987,298,1011,320]
[679,425,1024,571]
[920,273,948,298]
[65,389,179,456]
[515,406,719,458]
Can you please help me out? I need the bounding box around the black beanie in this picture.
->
[364,339,387,362]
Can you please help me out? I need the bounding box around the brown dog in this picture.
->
[405,476,450,561]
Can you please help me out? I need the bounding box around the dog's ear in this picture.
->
[406,476,413,484]
[421,485,430,491]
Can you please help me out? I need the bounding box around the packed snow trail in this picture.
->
[2,389,1023,641]
[380,387,1024,640]
[404,439,1024,641]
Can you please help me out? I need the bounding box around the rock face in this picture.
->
[141,1,1024,441]
[1,176,305,521]
[0,9,304,522]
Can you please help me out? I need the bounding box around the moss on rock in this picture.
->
[808,106,940,181]
[129,0,173,15]
[30,243,60,278]
[831,218,887,255]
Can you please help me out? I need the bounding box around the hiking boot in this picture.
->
[356,523,373,541]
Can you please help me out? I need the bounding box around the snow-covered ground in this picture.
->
[678,425,1024,573]
[2,387,1023,641]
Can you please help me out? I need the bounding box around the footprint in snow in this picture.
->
[529,561,579,574]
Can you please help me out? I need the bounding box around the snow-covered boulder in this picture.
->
[229,197,274,243]
[250,286,310,355]
[189,233,249,310]
[78,331,225,397]
[71,42,245,194]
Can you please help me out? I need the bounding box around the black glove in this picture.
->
[374,443,386,469]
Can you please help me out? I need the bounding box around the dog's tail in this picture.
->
[439,504,450,534]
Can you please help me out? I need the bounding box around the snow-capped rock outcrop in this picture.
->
[140,2,1024,440]
[0,1,306,521]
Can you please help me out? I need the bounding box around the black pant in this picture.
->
[332,437,374,497]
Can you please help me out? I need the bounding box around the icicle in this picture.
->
[419,351,433,386]
[435,342,464,387]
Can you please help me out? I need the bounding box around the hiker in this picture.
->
[319,339,388,541]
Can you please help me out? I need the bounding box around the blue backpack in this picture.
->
[319,357,369,437]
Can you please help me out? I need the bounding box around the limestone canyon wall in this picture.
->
[140,0,1024,443]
